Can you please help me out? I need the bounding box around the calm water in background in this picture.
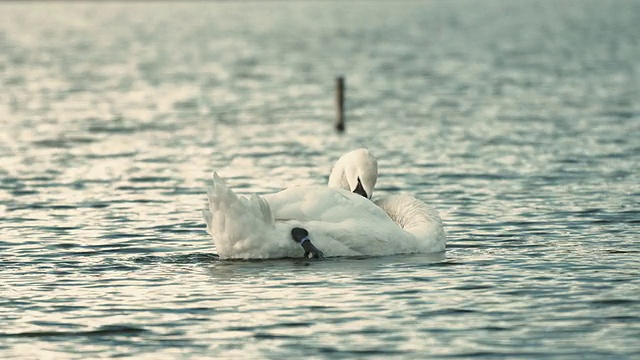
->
[1,1,639,358]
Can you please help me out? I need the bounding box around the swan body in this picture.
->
[202,149,446,259]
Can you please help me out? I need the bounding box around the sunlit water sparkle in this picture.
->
[1,1,639,359]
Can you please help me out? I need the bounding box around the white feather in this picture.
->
[202,149,446,259]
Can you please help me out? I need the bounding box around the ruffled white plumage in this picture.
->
[203,149,446,259]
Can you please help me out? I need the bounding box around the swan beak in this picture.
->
[353,178,369,198]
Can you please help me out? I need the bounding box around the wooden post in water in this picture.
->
[335,76,345,132]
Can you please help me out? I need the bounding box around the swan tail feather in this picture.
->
[203,172,277,258]
[250,194,274,225]
[202,209,213,236]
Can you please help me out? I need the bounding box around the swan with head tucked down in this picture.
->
[202,149,446,259]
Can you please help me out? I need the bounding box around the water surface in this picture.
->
[1,1,639,358]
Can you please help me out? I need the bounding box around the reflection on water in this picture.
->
[1,0,639,358]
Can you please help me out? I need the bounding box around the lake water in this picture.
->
[1,1,639,358]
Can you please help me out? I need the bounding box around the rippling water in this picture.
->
[1,1,639,358]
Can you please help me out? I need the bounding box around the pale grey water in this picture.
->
[1,1,639,359]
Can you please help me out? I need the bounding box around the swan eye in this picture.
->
[353,177,368,198]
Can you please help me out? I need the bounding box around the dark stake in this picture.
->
[291,227,324,259]
[335,76,345,132]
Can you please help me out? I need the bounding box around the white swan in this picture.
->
[202,149,446,259]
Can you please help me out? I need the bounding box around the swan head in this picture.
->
[328,148,378,199]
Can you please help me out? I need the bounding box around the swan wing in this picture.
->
[264,186,389,223]
[263,186,404,255]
